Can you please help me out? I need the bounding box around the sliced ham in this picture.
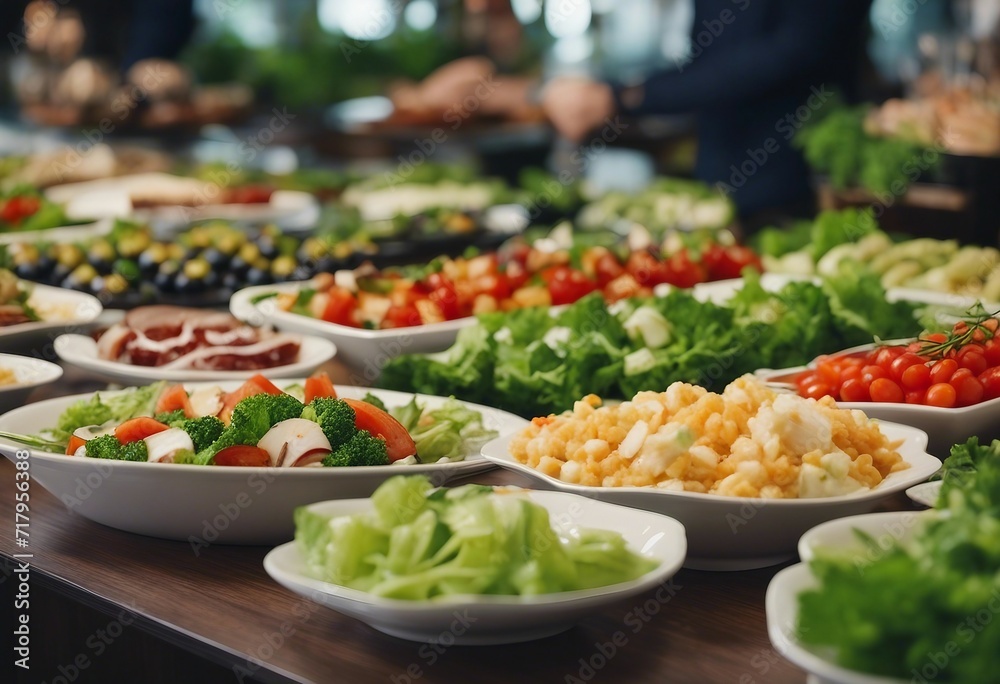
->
[96,306,301,371]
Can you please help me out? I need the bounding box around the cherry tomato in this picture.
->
[925,383,958,408]
[904,389,926,405]
[958,351,988,376]
[929,358,958,384]
[155,384,195,418]
[342,398,416,462]
[869,378,904,403]
[871,347,902,369]
[662,250,708,289]
[840,378,869,402]
[900,363,931,391]
[700,244,763,281]
[952,375,985,406]
[542,265,597,306]
[425,273,461,320]
[213,445,272,467]
[979,367,1000,401]
[861,365,888,387]
[0,195,41,225]
[816,360,841,387]
[801,382,833,400]
[889,353,923,380]
[983,338,1000,366]
[625,251,669,287]
[321,288,358,326]
[477,273,511,301]
[502,261,530,290]
[594,251,626,287]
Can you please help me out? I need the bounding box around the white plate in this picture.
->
[53,333,337,384]
[767,511,937,684]
[231,283,477,379]
[0,384,527,544]
[756,344,1000,459]
[481,423,940,570]
[263,490,687,644]
[905,480,942,507]
[693,274,998,311]
[0,354,63,413]
[0,217,112,245]
[0,283,103,341]
[767,564,908,684]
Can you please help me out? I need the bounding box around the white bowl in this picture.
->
[231,283,477,380]
[757,343,1000,459]
[53,333,337,384]
[767,564,908,684]
[905,480,941,508]
[481,422,940,570]
[263,490,687,644]
[0,216,112,245]
[0,353,63,413]
[0,384,527,544]
[796,510,935,563]
[1,283,103,341]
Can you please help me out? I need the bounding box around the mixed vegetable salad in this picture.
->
[295,475,658,599]
[0,268,39,326]
[0,372,496,467]
[797,437,1000,681]
[0,186,85,234]
[262,231,762,330]
[379,269,928,417]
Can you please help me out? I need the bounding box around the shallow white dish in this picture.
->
[905,480,942,507]
[0,354,63,413]
[0,283,103,341]
[53,333,337,384]
[796,510,935,563]
[263,490,687,644]
[481,422,940,570]
[756,343,1000,459]
[767,563,908,684]
[0,216,112,245]
[0,384,527,544]
[231,282,477,379]
[768,510,937,684]
[693,274,999,312]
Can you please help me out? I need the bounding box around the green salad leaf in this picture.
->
[295,475,658,599]
[51,381,167,444]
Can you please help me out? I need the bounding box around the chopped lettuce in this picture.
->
[295,475,658,599]
[797,438,1000,681]
[51,382,167,444]
[388,397,498,462]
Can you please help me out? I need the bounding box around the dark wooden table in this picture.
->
[0,354,817,683]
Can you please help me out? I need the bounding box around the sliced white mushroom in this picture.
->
[73,424,117,441]
[257,418,332,467]
[143,428,194,464]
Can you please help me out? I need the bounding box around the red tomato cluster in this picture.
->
[797,318,1000,408]
[0,195,41,225]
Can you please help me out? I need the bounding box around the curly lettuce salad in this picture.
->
[295,475,658,599]
[796,437,1000,681]
[379,268,928,418]
[0,373,496,467]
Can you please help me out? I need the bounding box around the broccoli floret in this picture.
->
[85,434,122,459]
[154,409,188,427]
[84,435,149,462]
[322,431,389,467]
[195,392,304,464]
[120,440,149,462]
[301,398,356,447]
[181,416,225,452]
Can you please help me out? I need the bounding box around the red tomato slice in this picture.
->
[115,417,169,444]
[383,304,422,329]
[248,374,284,395]
[66,435,86,455]
[321,288,358,326]
[342,398,416,462]
[305,372,337,403]
[155,384,195,418]
[213,445,272,467]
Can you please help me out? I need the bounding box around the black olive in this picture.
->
[314,256,337,274]
[203,270,220,290]
[228,256,250,275]
[256,238,278,260]
[173,272,204,293]
[245,267,272,286]
[51,263,72,284]
[14,262,41,280]
[201,248,229,269]
[221,272,242,290]
[138,244,169,273]
[35,254,55,277]
[153,270,175,293]
[289,265,314,282]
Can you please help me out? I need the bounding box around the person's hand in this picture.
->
[542,77,616,142]
[417,57,496,112]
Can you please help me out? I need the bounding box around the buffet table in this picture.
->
[0,361,836,684]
